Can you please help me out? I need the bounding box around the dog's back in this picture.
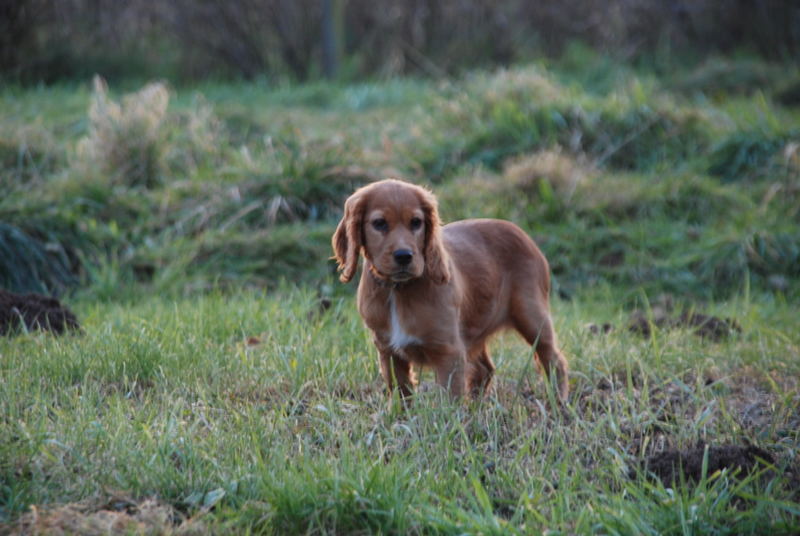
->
[443,219,550,295]
[441,219,552,343]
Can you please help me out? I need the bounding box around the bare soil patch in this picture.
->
[0,289,80,336]
[628,308,741,341]
[643,443,776,485]
[585,295,742,341]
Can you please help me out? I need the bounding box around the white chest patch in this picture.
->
[389,293,422,351]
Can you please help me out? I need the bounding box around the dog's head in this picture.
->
[332,179,450,285]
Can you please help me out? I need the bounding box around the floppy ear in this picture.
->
[417,186,451,285]
[332,190,366,283]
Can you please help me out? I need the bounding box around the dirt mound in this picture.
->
[628,301,741,341]
[0,289,80,336]
[643,443,775,485]
[584,295,742,341]
[7,495,202,535]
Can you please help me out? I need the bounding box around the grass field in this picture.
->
[1,51,799,534]
[1,291,798,534]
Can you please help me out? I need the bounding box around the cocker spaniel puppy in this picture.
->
[333,179,568,402]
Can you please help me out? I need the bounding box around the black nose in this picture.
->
[393,249,413,266]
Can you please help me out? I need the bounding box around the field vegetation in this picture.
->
[1,48,799,533]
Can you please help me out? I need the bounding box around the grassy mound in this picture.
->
[0,56,798,300]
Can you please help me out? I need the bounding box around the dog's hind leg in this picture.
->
[511,301,569,402]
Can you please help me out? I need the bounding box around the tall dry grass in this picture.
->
[76,76,169,188]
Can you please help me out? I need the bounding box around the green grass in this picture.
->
[1,51,799,532]
[2,56,798,298]
[1,290,798,533]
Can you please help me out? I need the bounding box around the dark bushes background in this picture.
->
[2,0,799,83]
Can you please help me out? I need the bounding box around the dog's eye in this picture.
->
[372,218,388,232]
[410,217,423,231]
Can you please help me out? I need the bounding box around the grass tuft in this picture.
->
[76,76,170,189]
[0,223,77,295]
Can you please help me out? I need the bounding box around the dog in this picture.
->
[332,179,568,402]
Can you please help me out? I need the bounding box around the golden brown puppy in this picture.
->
[333,179,568,402]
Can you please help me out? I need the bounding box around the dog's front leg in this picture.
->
[432,344,467,398]
[378,349,415,400]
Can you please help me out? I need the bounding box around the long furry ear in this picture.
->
[417,186,451,285]
[332,191,366,283]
